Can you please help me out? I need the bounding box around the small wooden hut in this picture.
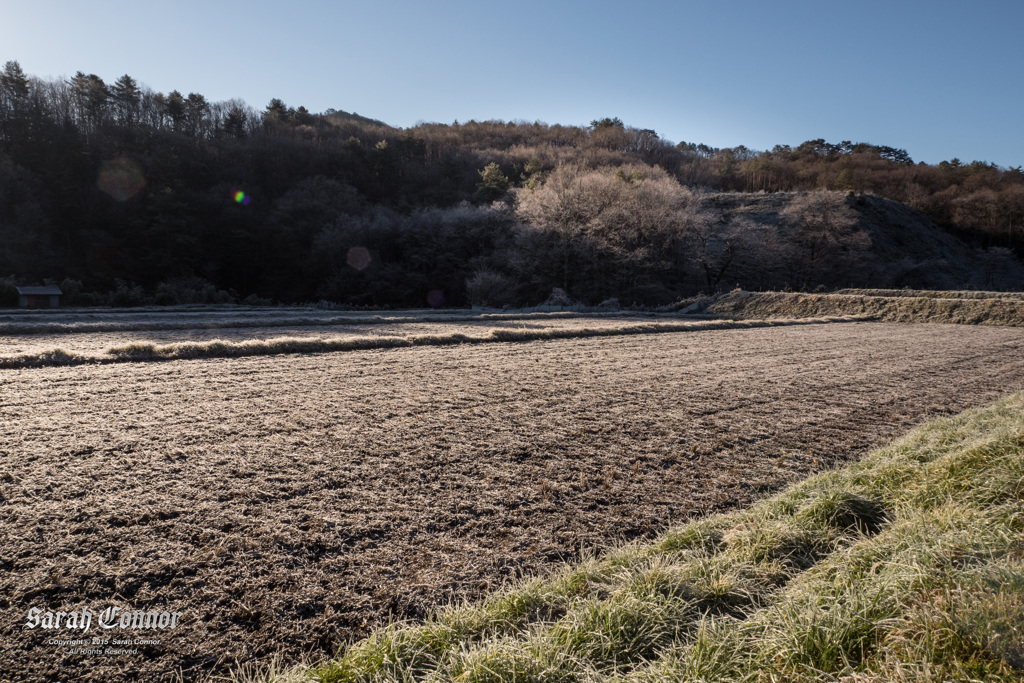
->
[16,286,62,309]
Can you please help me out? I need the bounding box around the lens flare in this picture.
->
[347,246,371,271]
[97,158,146,201]
[233,191,251,206]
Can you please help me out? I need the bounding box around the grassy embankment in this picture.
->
[833,288,1024,300]
[247,392,1024,683]
[706,290,1024,326]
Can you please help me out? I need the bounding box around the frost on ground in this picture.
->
[1,322,1023,682]
[0,309,680,357]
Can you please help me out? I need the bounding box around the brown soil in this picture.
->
[2,322,1023,682]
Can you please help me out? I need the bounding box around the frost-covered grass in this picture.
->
[834,288,1024,300]
[0,316,856,368]
[707,290,1024,326]
[252,392,1024,683]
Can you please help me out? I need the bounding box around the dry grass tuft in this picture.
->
[834,288,1024,300]
[1,316,861,369]
[0,347,91,369]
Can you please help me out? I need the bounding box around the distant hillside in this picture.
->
[0,60,1021,306]
[705,192,1021,291]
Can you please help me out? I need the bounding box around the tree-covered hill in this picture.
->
[1,61,1021,307]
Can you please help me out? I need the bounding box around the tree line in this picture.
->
[1,60,1021,308]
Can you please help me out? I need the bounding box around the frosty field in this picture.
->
[0,308,664,357]
[2,315,1024,681]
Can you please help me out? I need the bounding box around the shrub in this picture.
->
[154,276,235,305]
[543,287,574,307]
[0,275,18,307]
[466,269,516,307]
[242,293,273,306]
[58,278,83,305]
[110,280,147,307]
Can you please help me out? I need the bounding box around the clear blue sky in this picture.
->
[2,0,1022,167]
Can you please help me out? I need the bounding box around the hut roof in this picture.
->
[16,286,63,296]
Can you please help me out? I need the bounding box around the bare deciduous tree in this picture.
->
[515,164,618,295]
[516,163,694,301]
[779,192,871,287]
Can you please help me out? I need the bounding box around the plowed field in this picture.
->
[2,321,1023,682]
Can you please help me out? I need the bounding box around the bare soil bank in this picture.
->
[2,322,1024,681]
